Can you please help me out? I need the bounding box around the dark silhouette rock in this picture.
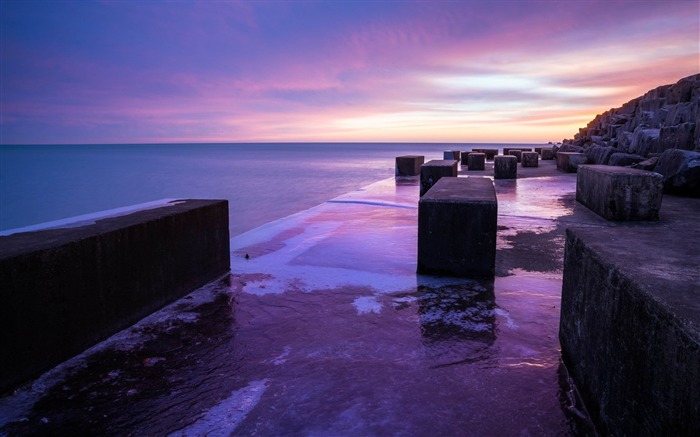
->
[653,149,700,196]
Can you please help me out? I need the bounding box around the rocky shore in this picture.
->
[559,73,700,196]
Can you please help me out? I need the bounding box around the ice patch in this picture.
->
[495,308,519,330]
[353,296,382,315]
[168,379,269,437]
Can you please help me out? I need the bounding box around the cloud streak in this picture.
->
[1,0,698,144]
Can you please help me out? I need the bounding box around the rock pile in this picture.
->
[562,73,700,196]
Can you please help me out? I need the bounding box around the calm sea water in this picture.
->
[0,143,538,236]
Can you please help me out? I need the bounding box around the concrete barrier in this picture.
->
[521,152,539,168]
[467,153,486,171]
[576,165,664,220]
[494,155,517,179]
[417,177,497,277]
[0,199,230,393]
[503,147,532,155]
[420,160,458,196]
[556,152,587,172]
[560,226,700,436]
[395,155,425,176]
[541,148,555,160]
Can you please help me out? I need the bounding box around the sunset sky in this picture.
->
[1,0,698,144]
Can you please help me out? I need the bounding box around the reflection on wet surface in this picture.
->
[1,161,596,435]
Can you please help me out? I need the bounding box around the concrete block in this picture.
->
[467,153,486,171]
[502,147,520,156]
[417,177,497,277]
[576,165,664,220]
[541,148,554,160]
[494,155,517,179]
[560,226,700,435]
[509,150,522,162]
[480,149,498,160]
[395,155,425,176]
[556,152,587,172]
[443,150,460,161]
[521,152,539,168]
[420,159,458,196]
[0,200,231,393]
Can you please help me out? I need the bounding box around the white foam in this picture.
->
[352,296,382,315]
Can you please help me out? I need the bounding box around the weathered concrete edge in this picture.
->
[0,199,231,394]
[559,227,700,435]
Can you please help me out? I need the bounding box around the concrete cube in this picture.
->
[420,159,458,196]
[521,152,539,168]
[467,153,486,171]
[557,152,588,172]
[494,155,517,179]
[509,150,523,162]
[395,155,425,176]
[576,165,664,221]
[541,148,555,160]
[481,149,498,160]
[417,177,497,277]
[443,150,460,161]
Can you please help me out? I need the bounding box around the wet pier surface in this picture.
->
[2,160,606,436]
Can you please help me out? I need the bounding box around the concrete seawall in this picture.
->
[0,199,230,393]
[560,225,700,435]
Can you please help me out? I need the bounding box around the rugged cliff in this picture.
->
[562,73,700,196]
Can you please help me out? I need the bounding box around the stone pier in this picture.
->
[521,152,539,168]
[417,177,497,277]
[443,150,460,161]
[509,150,523,162]
[419,159,458,196]
[467,152,486,171]
[0,200,231,393]
[494,155,517,179]
[395,155,425,176]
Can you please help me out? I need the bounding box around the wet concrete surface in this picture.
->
[1,160,605,436]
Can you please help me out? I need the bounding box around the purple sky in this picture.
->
[1,0,698,144]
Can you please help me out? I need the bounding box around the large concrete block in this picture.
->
[541,148,555,160]
[443,150,460,161]
[576,165,663,220]
[395,155,425,176]
[521,152,539,168]
[417,177,497,277]
[556,152,587,172]
[0,199,231,393]
[479,149,498,160]
[494,155,517,179]
[466,153,486,171]
[560,226,700,436]
[420,159,458,196]
[508,150,523,162]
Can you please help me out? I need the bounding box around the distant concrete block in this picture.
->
[494,155,517,179]
[509,150,523,162]
[576,165,663,220]
[481,149,498,160]
[560,226,700,435]
[417,177,497,277]
[420,159,458,196]
[443,150,460,161]
[0,199,231,393]
[535,147,543,154]
[557,152,587,172]
[395,155,425,176]
[467,153,486,171]
[521,152,539,168]
[541,148,555,160]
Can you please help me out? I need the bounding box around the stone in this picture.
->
[480,149,498,160]
[395,155,424,176]
[417,177,497,277]
[556,152,587,172]
[653,149,700,196]
[521,152,539,168]
[560,226,700,436]
[444,150,460,161]
[576,165,663,221]
[508,150,522,162]
[628,127,660,156]
[466,153,486,171]
[608,153,645,167]
[657,122,696,152]
[629,156,659,171]
[0,199,231,393]
[557,144,584,154]
[420,159,458,196]
[585,145,615,165]
[540,148,555,160]
[494,155,517,179]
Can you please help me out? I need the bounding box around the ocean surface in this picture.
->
[0,143,540,236]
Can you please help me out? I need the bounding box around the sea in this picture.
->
[0,143,541,236]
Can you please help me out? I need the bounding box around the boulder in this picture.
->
[657,122,696,152]
[608,153,646,167]
[630,157,659,171]
[557,144,584,154]
[653,149,700,196]
[585,145,616,165]
[628,127,660,157]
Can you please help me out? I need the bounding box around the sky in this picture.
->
[1,0,698,145]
